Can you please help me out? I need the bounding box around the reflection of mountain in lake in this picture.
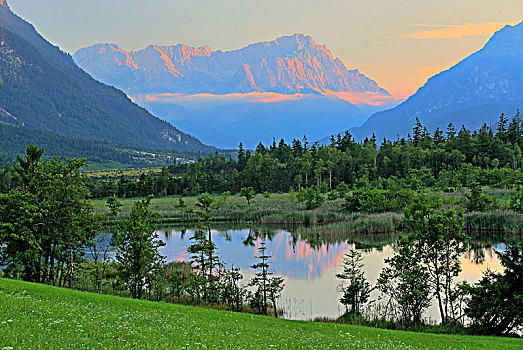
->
[158,228,350,280]
[155,226,506,320]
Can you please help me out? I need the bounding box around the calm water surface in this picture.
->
[156,226,505,321]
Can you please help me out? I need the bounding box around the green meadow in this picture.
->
[1,279,521,349]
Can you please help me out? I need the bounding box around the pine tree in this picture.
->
[255,142,266,155]
[433,127,445,145]
[446,123,456,140]
[115,196,165,299]
[507,110,522,146]
[336,249,372,315]
[497,113,508,141]
[237,142,247,171]
[249,241,271,316]
[412,118,423,145]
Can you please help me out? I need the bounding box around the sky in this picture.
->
[8,0,523,99]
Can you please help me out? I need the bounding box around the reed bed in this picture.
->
[93,193,523,236]
[465,210,523,235]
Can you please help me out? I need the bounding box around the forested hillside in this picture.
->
[0,4,215,156]
[0,123,193,169]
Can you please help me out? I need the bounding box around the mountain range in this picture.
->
[74,34,390,96]
[0,0,214,165]
[73,34,397,148]
[346,21,523,142]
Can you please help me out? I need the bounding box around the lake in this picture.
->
[156,225,506,321]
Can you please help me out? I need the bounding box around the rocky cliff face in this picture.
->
[74,34,391,96]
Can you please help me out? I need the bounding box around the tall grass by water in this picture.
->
[465,210,523,234]
[93,194,352,225]
[92,192,523,235]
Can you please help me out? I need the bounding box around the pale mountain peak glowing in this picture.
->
[74,34,392,99]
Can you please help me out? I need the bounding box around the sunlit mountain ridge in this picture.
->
[74,34,397,148]
[74,34,391,97]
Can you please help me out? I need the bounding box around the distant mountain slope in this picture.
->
[0,123,174,168]
[74,34,396,148]
[348,21,523,141]
[0,1,213,153]
[145,95,366,148]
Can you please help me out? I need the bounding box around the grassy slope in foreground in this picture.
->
[1,279,521,349]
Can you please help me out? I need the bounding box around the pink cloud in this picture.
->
[323,90,397,106]
[134,91,397,108]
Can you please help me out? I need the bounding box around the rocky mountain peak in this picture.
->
[74,34,390,96]
[276,33,314,47]
[481,21,523,56]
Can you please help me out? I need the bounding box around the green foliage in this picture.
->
[343,187,415,214]
[336,250,372,315]
[240,187,256,206]
[378,235,431,326]
[327,190,340,200]
[195,192,217,221]
[465,183,493,212]
[167,264,187,302]
[288,188,296,202]
[296,187,307,203]
[0,143,99,284]
[114,196,165,299]
[248,241,285,317]
[336,182,350,196]
[175,197,187,209]
[466,239,523,335]
[319,181,330,194]
[267,276,285,318]
[295,186,325,210]
[221,265,245,312]
[187,225,220,303]
[106,195,122,217]
[403,193,468,324]
[19,113,520,200]
[510,185,523,213]
[343,188,390,213]
[249,241,271,316]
